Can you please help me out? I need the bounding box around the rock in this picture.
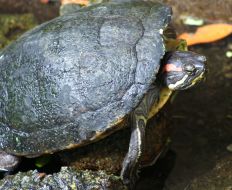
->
[0,13,37,49]
[187,156,232,190]
[0,167,127,190]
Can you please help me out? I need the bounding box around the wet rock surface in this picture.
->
[187,156,232,190]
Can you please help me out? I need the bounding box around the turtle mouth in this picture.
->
[181,71,206,90]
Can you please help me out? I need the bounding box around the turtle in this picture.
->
[0,1,206,187]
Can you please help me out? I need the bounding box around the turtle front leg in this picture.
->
[121,95,150,188]
[121,86,161,188]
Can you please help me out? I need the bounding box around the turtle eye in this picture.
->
[183,64,196,74]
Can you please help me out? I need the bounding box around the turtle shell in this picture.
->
[0,1,171,156]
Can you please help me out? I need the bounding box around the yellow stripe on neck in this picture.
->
[148,87,172,120]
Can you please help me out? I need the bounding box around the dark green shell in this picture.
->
[0,1,171,156]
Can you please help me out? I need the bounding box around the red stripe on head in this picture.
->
[163,63,182,72]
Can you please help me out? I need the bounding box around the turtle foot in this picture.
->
[120,154,139,189]
[0,151,21,172]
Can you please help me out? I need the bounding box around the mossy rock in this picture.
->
[0,13,37,49]
[0,167,127,190]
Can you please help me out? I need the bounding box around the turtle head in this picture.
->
[161,51,206,90]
